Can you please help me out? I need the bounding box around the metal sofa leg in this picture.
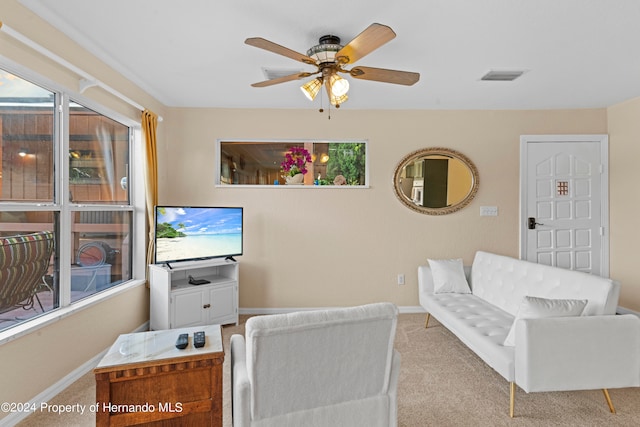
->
[508,385,614,418]
[602,389,616,414]
[425,313,430,328]
[509,382,516,418]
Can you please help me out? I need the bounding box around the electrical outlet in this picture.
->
[397,274,405,285]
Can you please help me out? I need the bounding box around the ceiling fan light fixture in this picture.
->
[324,74,348,107]
[301,77,323,101]
[324,78,347,106]
[246,24,420,118]
[329,91,348,107]
[307,35,343,64]
[333,93,348,107]
[329,74,349,97]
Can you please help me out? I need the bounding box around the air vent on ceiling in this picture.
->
[480,70,526,81]
[262,68,305,80]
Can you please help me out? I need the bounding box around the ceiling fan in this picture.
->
[245,23,420,109]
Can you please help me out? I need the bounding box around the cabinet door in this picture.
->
[172,290,206,328]
[207,284,236,323]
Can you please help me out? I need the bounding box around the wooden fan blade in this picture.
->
[251,72,314,87]
[245,37,317,65]
[336,23,396,65]
[349,66,420,86]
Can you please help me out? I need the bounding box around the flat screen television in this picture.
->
[154,206,243,265]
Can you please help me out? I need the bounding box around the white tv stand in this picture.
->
[149,258,239,330]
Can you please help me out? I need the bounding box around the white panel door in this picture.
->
[520,135,608,276]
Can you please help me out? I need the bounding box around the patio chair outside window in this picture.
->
[0,231,55,319]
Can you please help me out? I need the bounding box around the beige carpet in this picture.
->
[15,313,640,426]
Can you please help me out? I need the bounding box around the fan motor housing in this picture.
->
[319,35,340,45]
[307,35,343,64]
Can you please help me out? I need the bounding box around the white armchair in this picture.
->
[230,303,400,427]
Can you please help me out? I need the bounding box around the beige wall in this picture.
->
[161,108,616,309]
[608,97,640,309]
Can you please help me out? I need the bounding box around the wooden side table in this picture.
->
[94,325,224,426]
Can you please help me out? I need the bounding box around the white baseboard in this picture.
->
[239,305,426,315]
[0,321,149,427]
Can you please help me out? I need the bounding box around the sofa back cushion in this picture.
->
[471,251,619,317]
[244,302,398,422]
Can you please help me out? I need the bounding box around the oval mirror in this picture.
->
[393,147,479,215]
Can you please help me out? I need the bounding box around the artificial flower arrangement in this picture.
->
[281,146,312,177]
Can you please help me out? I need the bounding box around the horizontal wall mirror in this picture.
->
[216,140,368,187]
[393,147,479,215]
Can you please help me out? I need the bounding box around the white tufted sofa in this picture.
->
[418,251,640,418]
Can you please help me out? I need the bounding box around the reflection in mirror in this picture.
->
[217,140,368,186]
[393,147,478,215]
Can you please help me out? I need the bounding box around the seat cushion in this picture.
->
[423,293,515,381]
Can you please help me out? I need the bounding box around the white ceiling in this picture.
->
[18,0,640,111]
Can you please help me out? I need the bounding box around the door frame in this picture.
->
[519,134,609,277]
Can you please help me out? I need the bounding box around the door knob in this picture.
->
[528,217,544,230]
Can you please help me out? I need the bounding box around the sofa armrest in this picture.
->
[417,266,435,308]
[230,334,251,427]
[515,314,640,393]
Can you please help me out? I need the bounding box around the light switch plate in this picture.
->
[480,206,498,216]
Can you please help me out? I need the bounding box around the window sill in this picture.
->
[0,279,146,346]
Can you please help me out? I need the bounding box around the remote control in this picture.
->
[188,275,210,285]
[175,333,189,349]
[194,331,206,348]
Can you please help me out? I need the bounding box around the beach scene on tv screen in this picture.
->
[155,207,242,263]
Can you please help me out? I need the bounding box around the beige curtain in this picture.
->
[142,109,158,280]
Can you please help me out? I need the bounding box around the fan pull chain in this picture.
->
[316,78,332,119]
[318,86,331,119]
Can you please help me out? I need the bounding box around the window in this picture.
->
[0,67,138,332]
[69,103,130,204]
[217,140,368,187]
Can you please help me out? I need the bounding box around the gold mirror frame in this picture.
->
[393,147,479,215]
